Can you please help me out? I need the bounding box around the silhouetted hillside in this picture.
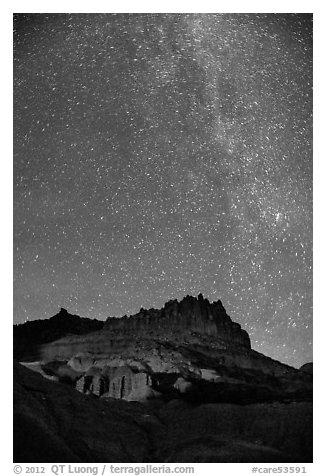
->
[14,362,312,463]
[14,308,104,361]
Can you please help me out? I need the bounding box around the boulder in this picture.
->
[68,353,95,372]
[174,377,193,393]
[200,368,222,382]
[123,385,161,402]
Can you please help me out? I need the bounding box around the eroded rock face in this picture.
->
[13,362,151,463]
[103,294,251,350]
[14,294,313,464]
[15,295,312,404]
[173,377,192,394]
[39,295,251,365]
[68,353,95,372]
[102,366,152,400]
[13,363,313,463]
[74,363,154,401]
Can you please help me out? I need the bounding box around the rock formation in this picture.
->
[39,295,251,363]
[104,294,251,349]
[13,295,313,462]
[13,362,313,463]
[13,308,103,361]
[14,295,312,404]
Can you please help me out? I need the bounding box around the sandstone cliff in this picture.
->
[103,294,251,349]
[39,295,251,363]
[14,295,312,462]
[15,295,312,405]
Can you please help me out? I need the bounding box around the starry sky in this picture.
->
[13,13,312,368]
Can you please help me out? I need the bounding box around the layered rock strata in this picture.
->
[104,294,251,349]
[40,295,251,363]
[15,295,312,404]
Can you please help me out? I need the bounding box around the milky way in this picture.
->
[13,13,312,367]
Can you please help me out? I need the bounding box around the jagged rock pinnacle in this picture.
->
[103,294,251,350]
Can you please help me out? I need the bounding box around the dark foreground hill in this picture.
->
[13,308,104,361]
[14,362,312,463]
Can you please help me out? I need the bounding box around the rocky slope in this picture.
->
[14,362,312,463]
[14,308,104,361]
[15,295,312,406]
[300,362,313,375]
[13,295,313,462]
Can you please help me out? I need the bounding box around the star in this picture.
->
[13,13,312,368]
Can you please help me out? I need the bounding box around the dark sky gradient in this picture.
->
[13,13,312,367]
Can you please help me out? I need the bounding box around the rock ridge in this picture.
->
[14,308,104,361]
[15,295,312,406]
[104,294,251,350]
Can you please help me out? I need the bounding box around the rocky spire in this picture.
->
[103,294,251,349]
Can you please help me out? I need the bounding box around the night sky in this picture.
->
[13,13,312,368]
